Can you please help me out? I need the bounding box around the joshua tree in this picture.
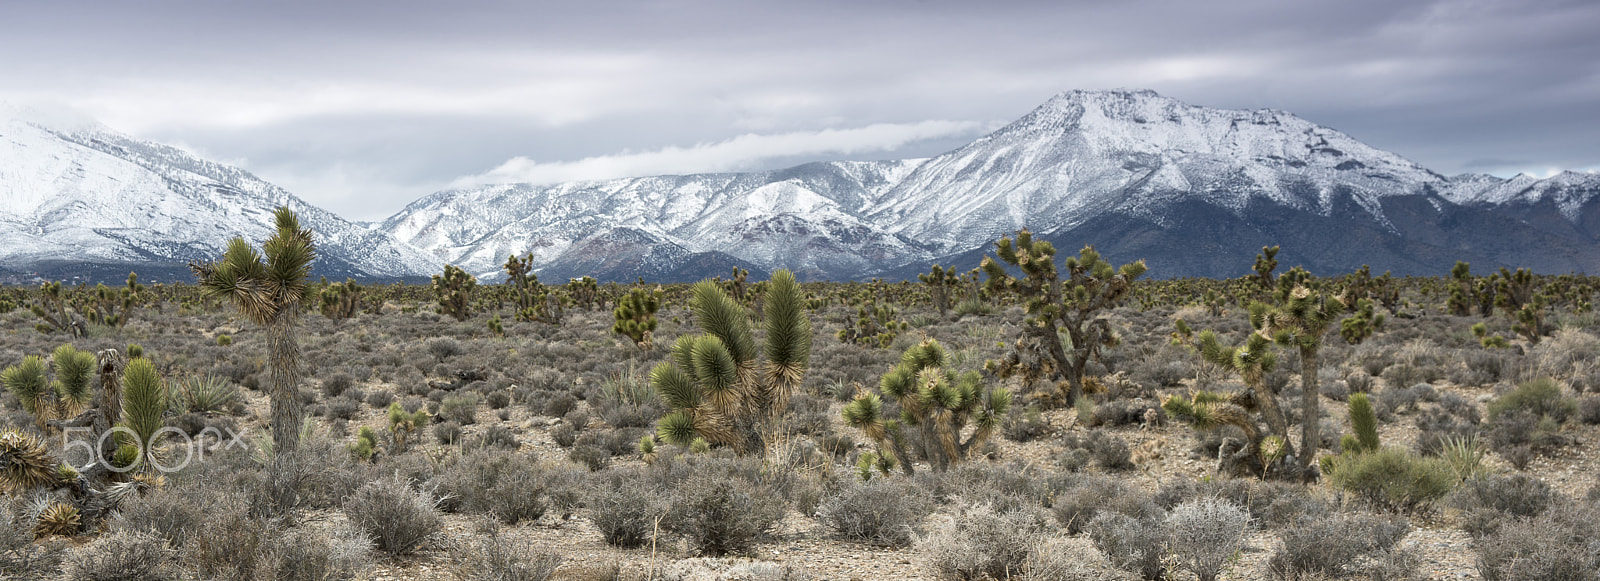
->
[842,338,1010,473]
[1,345,95,431]
[190,206,316,454]
[919,264,959,317]
[981,230,1146,405]
[503,252,563,324]
[318,278,363,320]
[1254,245,1280,290]
[652,270,809,454]
[612,286,662,350]
[432,265,477,321]
[1446,261,1474,316]
[30,281,86,338]
[1255,271,1346,475]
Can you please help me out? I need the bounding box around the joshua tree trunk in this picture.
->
[268,309,304,454]
[1298,347,1319,472]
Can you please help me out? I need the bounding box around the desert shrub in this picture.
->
[663,472,787,557]
[817,480,930,547]
[344,473,442,556]
[1163,498,1248,581]
[1086,512,1167,581]
[1052,475,1160,535]
[434,421,463,445]
[485,390,512,410]
[1381,364,1436,392]
[1579,395,1600,425]
[1320,379,1349,402]
[1003,405,1051,443]
[1413,407,1479,457]
[325,396,361,420]
[442,394,480,425]
[1326,447,1455,513]
[588,472,666,549]
[322,372,354,398]
[258,521,372,581]
[916,502,1051,581]
[366,389,394,409]
[426,337,463,361]
[0,500,62,577]
[541,393,578,418]
[818,433,856,460]
[1061,429,1133,470]
[64,529,174,581]
[1488,377,1577,423]
[550,423,576,447]
[1474,502,1600,581]
[186,503,274,581]
[474,425,520,450]
[1376,385,1419,416]
[450,532,563,581]
[1448,474,1556,537]
[1345,370,1373,393]
[1089,399,1159,428]
[432,449,549,524]
[1485,409,1569,470]
[1266,513,1411,580]
[1155,478,1323,529]
[569,444,611,472]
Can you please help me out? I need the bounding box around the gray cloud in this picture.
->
[1,0,1596,219]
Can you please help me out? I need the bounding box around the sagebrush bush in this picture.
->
[64,529,174,581]
[1267,513,1411,580]
[1052,474,1159,535]
[1086,512,1166,581]
[664,473,786,557]
[1448,474,1556,537]
[916,503,1051,581]
[432,449,549,524]
[344,474,442,556]
[588,472,666,549]
[322,372,354,398]
[1474,502,1600,581]
[442,394,480,425]
[1061,429,1133,470]
[1164,497,1248,581]
[449,533,563,581]
[259,521,372,581]
[434,420,463,445]
[816,480,930,547]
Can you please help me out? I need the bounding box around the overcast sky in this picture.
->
[2,0,1597,221]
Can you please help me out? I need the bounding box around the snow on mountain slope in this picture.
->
[0,105,442,280]
[867,89,1448,253]
[383,159,925,279]
[1443,171,1600,220]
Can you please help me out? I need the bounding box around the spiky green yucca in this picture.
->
[0,430,60,492]
[1256,276,1348,472]
[121,358,166,469]
[1,345,95,430]
[843,339,1010,473]
[191,206,315,455]
[652,270,809,453]
[1347,393,1379,454]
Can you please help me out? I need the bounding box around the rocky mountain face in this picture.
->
[384,89,1600,281]
[0,105,444,283]
[3,91,1596,284]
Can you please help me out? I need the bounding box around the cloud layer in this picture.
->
[453,120,988,187]
[1,0,1596,220]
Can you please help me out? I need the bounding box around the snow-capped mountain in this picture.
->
[382,159,926,281]
[383,89,1600,280]
[0,105,443,282]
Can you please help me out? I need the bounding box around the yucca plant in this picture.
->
[0,430,61,492]
[34,502,79,538]
[169,374,239,415]
[843,339,1010,473]
[120,358,167,471]
[190,206,316,454]
[387,403,429,453]
[652,270,810,454]
[612,286,662,350]
[432,264,477,321]
[1,345,96,430]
